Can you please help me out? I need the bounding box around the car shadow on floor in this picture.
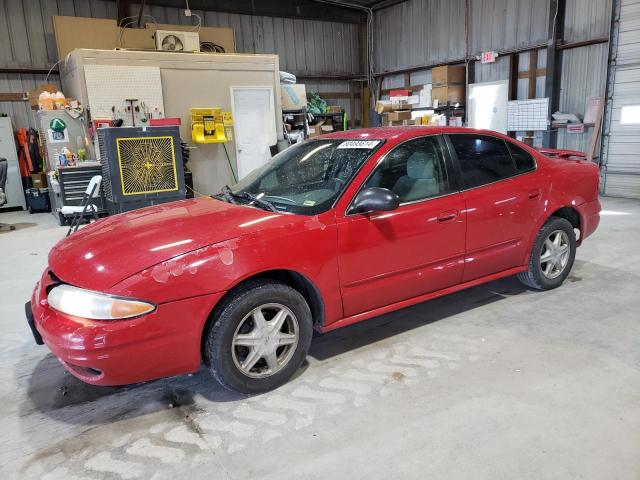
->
[21,275,530,425]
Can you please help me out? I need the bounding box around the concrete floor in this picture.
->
[0,196,639,479]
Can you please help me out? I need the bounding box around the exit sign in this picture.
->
[481,51,498,63]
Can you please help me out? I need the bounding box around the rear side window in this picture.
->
[449,134,517,188]
[506,141,536,173]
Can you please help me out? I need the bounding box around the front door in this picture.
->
[336,135,466,317]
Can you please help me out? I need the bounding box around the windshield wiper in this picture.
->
[236,191,277,212]
[213,184,237,204]
[214,185,276,212]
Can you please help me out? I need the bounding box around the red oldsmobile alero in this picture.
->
[27,127,601,393]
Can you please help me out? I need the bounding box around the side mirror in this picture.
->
[350,187,400,214]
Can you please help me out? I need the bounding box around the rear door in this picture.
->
[446,133,542,281]
[336,135,466,317]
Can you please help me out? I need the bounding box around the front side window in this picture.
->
[449,134,517,188]
[230,139,383,215]
[363,136,450,203]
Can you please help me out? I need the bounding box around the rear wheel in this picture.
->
[204,280,313,394]
[518,216,576,290]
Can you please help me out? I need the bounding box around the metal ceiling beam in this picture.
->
[107,0,366,23]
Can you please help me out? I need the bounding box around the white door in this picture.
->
[0,117,26,210]
[468,80,509,134]
[230,87,277,180]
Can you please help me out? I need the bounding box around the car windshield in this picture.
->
[229,139,384,215]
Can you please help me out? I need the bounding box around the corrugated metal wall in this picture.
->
[565,0,613,41]
[0,0,361,131]
[373,0,465,74]
[470,0,549,54]
[556,43,609,152]
[374,0,610,151]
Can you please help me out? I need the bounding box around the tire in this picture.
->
[518,216,576,290]
[204,280,313,394]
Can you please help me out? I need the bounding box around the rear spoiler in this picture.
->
[536,147,587,160]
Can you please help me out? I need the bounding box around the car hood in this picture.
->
[48,197,279,291]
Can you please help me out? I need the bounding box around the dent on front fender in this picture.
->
[109,239,243,303]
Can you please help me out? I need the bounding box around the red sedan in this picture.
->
[26,127,601,393]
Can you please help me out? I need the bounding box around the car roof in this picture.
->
[319,126,508,143]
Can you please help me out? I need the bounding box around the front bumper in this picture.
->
[29,270,224,386]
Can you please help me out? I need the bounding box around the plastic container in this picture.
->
[39,92,55,110]
[53,91,66,109]
[25,188,51,213]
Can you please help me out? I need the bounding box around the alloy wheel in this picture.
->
[540,229,571,279]
[231,303,299,378]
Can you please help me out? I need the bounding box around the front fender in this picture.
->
[109,239,243,304]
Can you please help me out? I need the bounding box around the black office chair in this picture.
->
[0,158,16,232]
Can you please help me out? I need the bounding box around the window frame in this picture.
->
[345,134,460,216]
[444,133,537,191]
[504,138,538,174]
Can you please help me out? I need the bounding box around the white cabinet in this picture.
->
[0,117,26,210]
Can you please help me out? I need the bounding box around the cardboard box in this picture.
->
[383,110,412,122]
[390,89,411,98]
[326,105,342,113]
[308,119,326,138]
[432,85,465,105]
[390,99,411,110]
[432,65,466,86]
[281,84,307,111]
[375,100,393,114]
[376,100,410,114]
[30,172,48,189]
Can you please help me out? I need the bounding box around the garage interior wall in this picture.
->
[0,0,615,162]
[374,0,612,152]
[0,0,361,131]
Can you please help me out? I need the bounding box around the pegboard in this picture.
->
[84,65,165,126]
[507,98,549,131]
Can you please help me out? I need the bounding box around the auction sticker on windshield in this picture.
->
[337,140,380,149]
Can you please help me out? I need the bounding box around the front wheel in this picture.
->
[518,216,577,290]
[204,280,313,394]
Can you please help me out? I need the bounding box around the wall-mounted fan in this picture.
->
[154,30,201,52]
[161,34,184,51]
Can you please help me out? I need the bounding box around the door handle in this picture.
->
[527,190,540,199]
[437,210,458,223]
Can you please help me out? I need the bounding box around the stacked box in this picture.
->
[431,66,466,105]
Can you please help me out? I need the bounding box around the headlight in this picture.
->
[47,284,155,320]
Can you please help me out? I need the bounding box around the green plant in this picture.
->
[307,92,327,115]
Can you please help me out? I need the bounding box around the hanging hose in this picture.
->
[222,143,238,183]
